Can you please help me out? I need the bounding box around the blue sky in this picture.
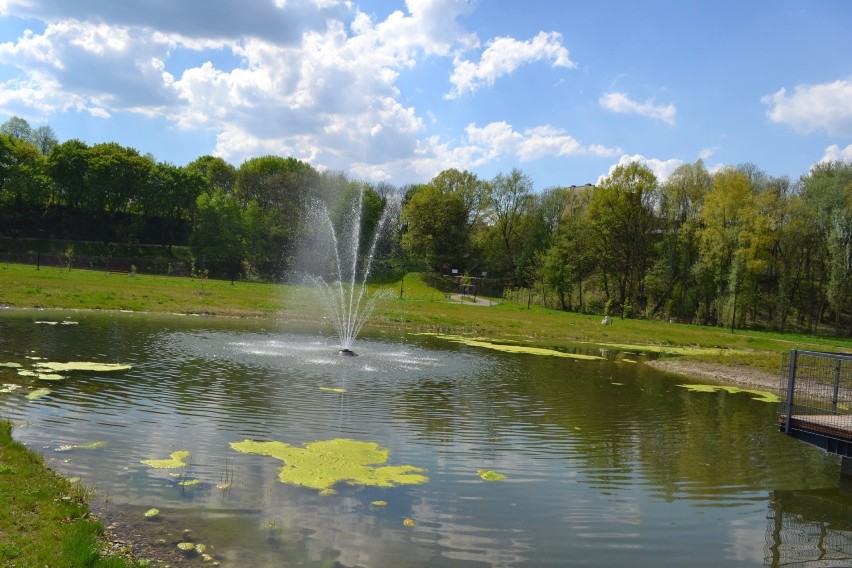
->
[1,0,850,190]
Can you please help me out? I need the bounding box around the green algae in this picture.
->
[677,384,780,403]
[35,361,132,373]
[0,362,22,368]
[141,450,190,469]
[319,386,347,393]
[421,333,605,360]
[229,438,428,495]
[26,388,51,400]
[37,373,66,381]
[144,508,160,518]
[178,479,201,487]
[56,441,106,452]
[403,517,416,527]
[1,384,21,393]
[370,500,388,507]
[478,469,507,481]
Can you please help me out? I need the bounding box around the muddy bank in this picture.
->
[647,359,782,392]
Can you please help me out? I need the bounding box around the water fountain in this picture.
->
[301,187,396,356]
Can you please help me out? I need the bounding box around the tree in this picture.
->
[483,168,534,282]
[696,167,754,327]
[401,183,467,272]
[186,155,236,195]
[31,125,58,154]
[47,139,90,210]
[0,116,32,141]
[141,162,205,248]
[647,160,711,319]
[586,162,658,314]
[190,190,249,282]
[799,161,852,331]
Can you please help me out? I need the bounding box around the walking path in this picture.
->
[448,294,496,306]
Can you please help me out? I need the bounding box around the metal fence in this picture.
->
[779,350,852,455]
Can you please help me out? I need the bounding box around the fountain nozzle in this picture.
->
[338,349,357,357]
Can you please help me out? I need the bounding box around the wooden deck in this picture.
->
[780,414,852,442]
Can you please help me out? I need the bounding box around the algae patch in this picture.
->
[229,438,428,495]
[421,334,605,360]
[677,384,780,403]
[141,450,190,469]
[26,388,51,400]
[319,386,347,393]
[478,469,507,481]
[35,361,132,373]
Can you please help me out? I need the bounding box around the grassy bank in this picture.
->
[2,263,851,375]
[0,420,145,567]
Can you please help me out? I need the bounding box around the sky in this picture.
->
[0,0,850,191]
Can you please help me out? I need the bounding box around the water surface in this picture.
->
[0,311,849,567]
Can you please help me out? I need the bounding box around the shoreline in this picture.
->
[646,359,782,392]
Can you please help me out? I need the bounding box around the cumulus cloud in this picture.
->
[598,154,684,184]
[762,80,852,136]
[447,31,575,99]
[819,143,852,164]
[0,0,602,185]
[599,91,676,125]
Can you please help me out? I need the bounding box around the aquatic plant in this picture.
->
[143,508,160,518]
[422,333,605,360]
[677,384,780,403]
[141,450,190,469]
[477,469,507,481]
[229,438,428,495]
[34,361,132,372]
[26,388,51,400]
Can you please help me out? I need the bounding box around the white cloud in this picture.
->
[762,80,852,136]
[599,91,676,125]
[598,154,684,184]
[818,143,852,163]
[447,31,574,99]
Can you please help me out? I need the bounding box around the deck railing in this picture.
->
[779,350,852,456]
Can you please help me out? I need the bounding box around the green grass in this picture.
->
[0,420,145,567]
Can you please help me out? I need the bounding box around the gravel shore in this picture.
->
[646,359,782,392]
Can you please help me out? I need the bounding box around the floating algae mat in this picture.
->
[584,341,746,357]
[677,384,780,403]
[478,469,507,481]
[420,334,605,360]
[230,438,428,495]
[35,361,132,372]
[141,450,191,469]
[26,388,51,400]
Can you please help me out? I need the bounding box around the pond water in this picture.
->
[1,310,850,567]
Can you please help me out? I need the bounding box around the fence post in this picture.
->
[784,350,798,434]
[832,358,842,413]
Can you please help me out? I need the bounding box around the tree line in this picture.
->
[1,116,851,334]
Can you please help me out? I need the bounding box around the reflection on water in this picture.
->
[0,310,847,567]
[765,487,852,567]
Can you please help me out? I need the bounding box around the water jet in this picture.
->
[300,186,397,354]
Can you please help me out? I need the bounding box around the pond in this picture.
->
[1,310,850,567]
